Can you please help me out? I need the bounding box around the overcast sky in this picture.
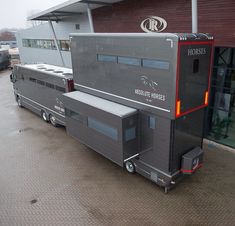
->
[0,0,67,30]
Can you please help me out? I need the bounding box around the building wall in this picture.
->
[16,14,91,68]
[93,0,235,47]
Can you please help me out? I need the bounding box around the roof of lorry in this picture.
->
[70,33,214,41]
[64,91,137,117]
[19,64,73,79]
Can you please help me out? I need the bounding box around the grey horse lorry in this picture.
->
[64,33,214,192]
[11,33,213,192]
[10,64,74,126]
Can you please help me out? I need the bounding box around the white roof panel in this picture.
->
[28,0,123,21]
[64,91,137,117]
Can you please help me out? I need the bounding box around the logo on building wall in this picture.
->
[140,16,167,33]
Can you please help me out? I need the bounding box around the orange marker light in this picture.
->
[176,100,181,116]
[204,91,209,105]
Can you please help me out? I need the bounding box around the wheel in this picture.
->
[125,161,135,173]
[17,96,23,108]
[41,110,48,122]
[49,114,58,127]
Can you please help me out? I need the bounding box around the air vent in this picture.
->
[54,70,63,73]
[63,73,72,76]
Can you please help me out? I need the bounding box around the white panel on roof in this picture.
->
[64,91,137,117]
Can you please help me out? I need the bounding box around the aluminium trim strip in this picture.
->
[17,93,65,118]
[75,84,171,113]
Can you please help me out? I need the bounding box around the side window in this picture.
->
[29,77,36,83]
[46,82,55,89]
[118,56,141,66]
[142,59,170,70]
[148,116,156,129]
[37,80,45,86]
[97,54,117,62]
[88,117,118,141]
[125,127,136,142]
[55,86,66,93]
[193,59,199,73]
[66,109,83,124]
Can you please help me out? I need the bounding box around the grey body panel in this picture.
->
[63,91,138,167]
[12,64,73,125]
[66,33,213,188]
[70,33,178,118]
[70,33,213,120]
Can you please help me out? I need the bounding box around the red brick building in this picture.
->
[24,0,235,148]
[93,0,235,48]
[94,0,235,148]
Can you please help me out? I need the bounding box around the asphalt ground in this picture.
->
[0,69,235,226]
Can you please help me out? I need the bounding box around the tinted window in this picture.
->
[97,54,117,62]
[55,86,66,93]
[143,59,170,70]
[118,56,140,66]
[193,59,199,73]
[125,127,136,141]
[29,77,36,83]
[148,116,156,129]
[88,117,118,141]
[37,80,45,86]
[46,82,55,89]
[67,109,83,123]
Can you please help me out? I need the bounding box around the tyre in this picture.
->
[17,96,23,108]
[49,114,58,127]
[41,110,48,122]
[125,161,135,173]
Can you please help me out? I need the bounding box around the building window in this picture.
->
[206,47,235,148]
[59,40,70,51]
[22,39,69,51]
[87,117,118,141]
[75,24,80,30]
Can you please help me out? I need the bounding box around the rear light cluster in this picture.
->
[204,91,209,105]
[176,100,181,117]
[176,91,209,117]
[68,79,74,92]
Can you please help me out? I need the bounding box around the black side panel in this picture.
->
[170,109,205,172]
